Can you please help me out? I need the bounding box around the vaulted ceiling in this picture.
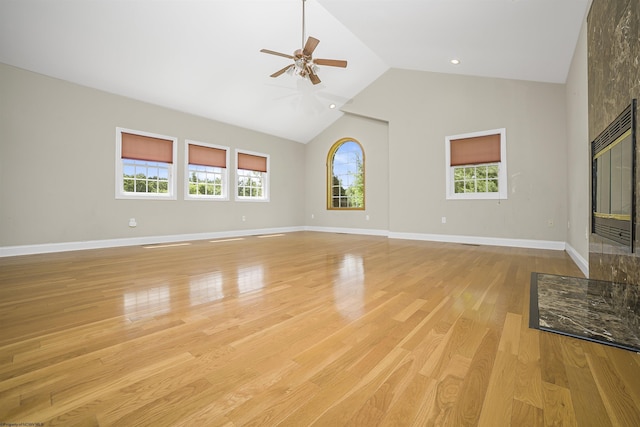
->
[0,0,590,143]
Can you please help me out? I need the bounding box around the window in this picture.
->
[185,141,229,200]
[115,128,177,200]
[445,128,507,200]
[235,150,269,201]
[327,138,365,209]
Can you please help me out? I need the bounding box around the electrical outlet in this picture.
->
[547,219,554,227]
[442,217,447,224]
[242,216,246,222]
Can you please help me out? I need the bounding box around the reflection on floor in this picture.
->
[530,273,640,353]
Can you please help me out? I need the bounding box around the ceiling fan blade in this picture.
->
[260,49,294,60]
[308,68,321,85]
[270,64,294,78]
[302,36,320,56]
[313,58,347,68]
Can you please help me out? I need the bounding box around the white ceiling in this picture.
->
[0,0,590,143]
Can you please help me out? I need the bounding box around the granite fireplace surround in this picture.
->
[528,1,640,352]
[588,0,640,286]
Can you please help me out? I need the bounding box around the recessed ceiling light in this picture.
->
[329,103,336,109]
[450,59,460,65]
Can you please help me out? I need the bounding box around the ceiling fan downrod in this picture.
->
[301,0,306,51]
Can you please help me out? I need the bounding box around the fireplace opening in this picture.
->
[591,99,636,250]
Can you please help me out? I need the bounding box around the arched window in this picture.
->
[327,138,365,209]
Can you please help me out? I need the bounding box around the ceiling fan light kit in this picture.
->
[260,0,347,85]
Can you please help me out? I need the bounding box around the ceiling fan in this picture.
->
[260,0,347,85]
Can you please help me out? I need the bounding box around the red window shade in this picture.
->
[189,144,226,168]
[450,134,501,166]
[238,153,267,172]
[121,132,173,163]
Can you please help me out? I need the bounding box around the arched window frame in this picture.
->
[326,138,365,210]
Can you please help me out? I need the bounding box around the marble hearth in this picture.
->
[530,273,640,353]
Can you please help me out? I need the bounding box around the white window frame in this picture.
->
[445,128,507,200]
[235,149,270,202]
[115,127,178,200]
[184,140,230,201]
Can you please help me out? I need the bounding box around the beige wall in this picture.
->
[0,63,305,247]
[1,37,592,256]
[329,69,569,242]
[565,19,590,265]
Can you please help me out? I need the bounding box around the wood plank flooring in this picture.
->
[0,231,639,426]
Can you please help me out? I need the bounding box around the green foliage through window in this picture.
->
[188,166,224,197]
[328,139,364,209]
[237,170,264,198]
[122,160,170,194]
[453,164,499,194]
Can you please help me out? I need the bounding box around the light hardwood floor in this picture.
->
[1,232,639,426]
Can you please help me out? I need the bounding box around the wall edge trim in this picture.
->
[304,226,390,237]
[1,227,578,262]
[0,226,305,257]
[387,231,566,251]
[565,242,590,277]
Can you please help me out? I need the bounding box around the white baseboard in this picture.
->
[0,225,588,279]
[387,231,566,251]
[0,226,305,257]
[565,243,589,277]
[304,226,389,237]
